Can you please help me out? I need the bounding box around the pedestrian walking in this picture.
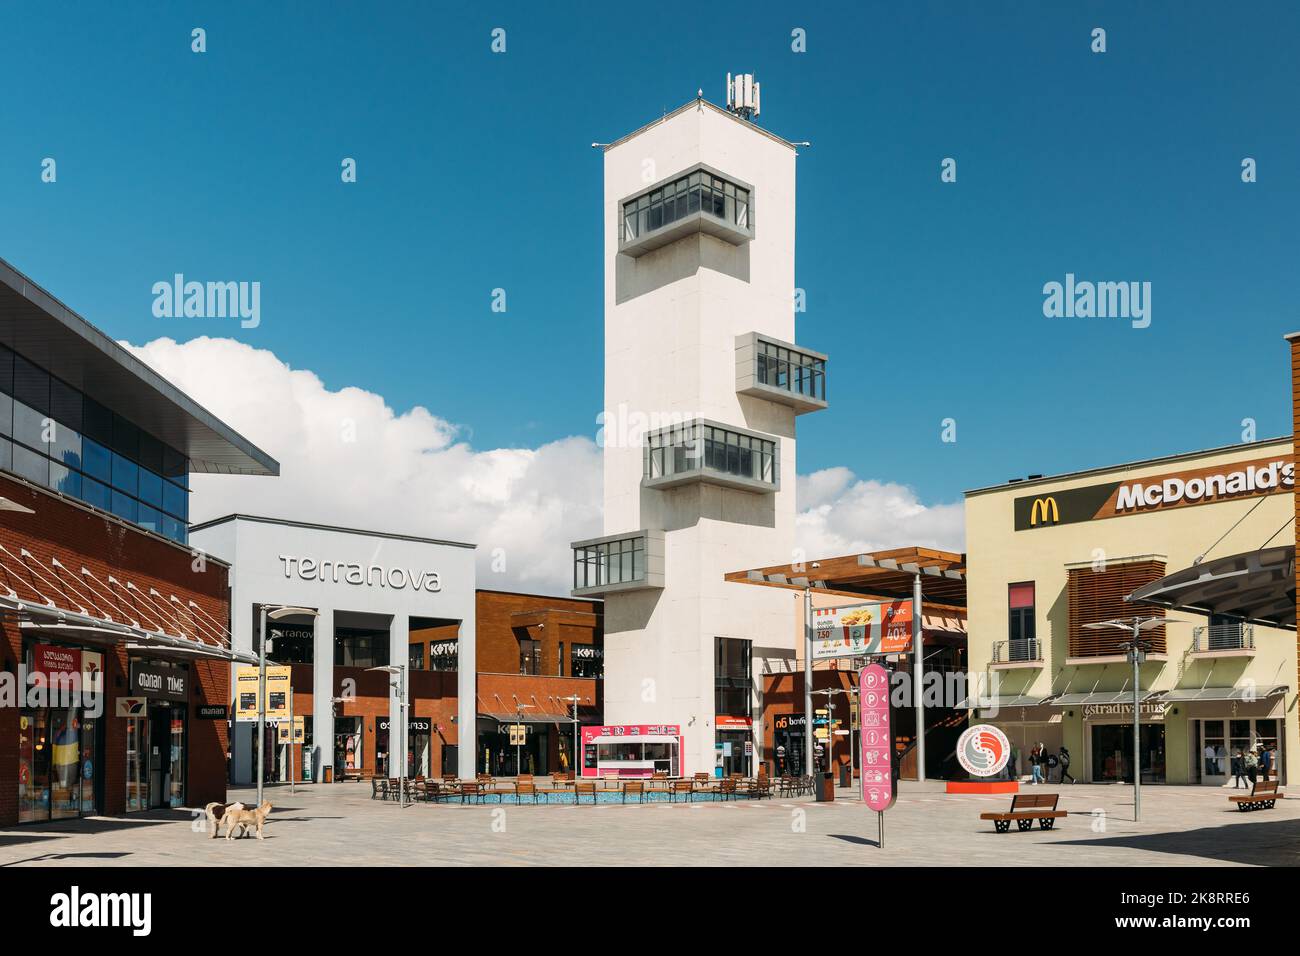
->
[1030,743,1044,785]
[1231,749,1247,788]
[1058,745,1075,784]
[1245,748,1259,785]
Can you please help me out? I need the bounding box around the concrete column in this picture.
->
[313,608,334,782]
[389,614,409,776]
[230,602,255,785]
[456,603,477,779]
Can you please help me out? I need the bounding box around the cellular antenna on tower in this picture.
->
[725,72,760,120]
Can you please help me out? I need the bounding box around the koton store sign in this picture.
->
[858,663,896,812]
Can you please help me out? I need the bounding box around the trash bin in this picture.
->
[816,771,835,802]
[839,765,851,789]
[323,766,333,784]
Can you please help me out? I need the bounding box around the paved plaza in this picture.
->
[1,780,1296,867]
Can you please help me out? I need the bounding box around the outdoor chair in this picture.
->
[574,781,597,805]
[516,780,539,804]
[622,780,646,804]
[718,778,738,801]
[459,781,483,805]
[670,780,694,803]
[371,777,388,800]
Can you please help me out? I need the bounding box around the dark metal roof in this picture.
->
[1126,546,1296,629]
[0,256,278,477]
[189,513,476,550]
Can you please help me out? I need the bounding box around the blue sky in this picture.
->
[2,0,1298,509]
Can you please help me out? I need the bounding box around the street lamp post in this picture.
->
[258,605,318,807]
[1084,615,1185,822]
[367,664,409,806]
[560,694,582,777]
[513,702,535,776]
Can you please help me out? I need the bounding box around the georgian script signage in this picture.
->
[378,717,433,733]
[278,555,442,592]
[129,662,188,702]
[1014,456,1294,531]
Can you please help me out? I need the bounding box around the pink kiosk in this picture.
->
[582,724,683,778]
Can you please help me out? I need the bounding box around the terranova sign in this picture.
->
[278,555,442,592]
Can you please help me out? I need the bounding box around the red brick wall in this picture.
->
[475,589,603,675]
[0,473,230,824]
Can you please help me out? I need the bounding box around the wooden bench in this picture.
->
[1230,778,1283,811]
[980,792,1068,832]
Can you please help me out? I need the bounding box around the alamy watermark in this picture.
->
[1042,273,1150,329]
[152,274,260,328]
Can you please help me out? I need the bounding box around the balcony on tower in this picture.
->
[735,333,827,414]
[618,164,755,258]
[642,418,779,494]
[571,529,665,597]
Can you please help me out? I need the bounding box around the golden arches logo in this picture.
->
[1030,496,1060,526]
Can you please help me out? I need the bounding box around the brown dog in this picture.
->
[205,801,244,839]
[219,801,272,840]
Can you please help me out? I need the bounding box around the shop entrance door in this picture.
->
[334,717,362,778]
[1091,724,1166,783]
[146,704,186,808]
[717,731,752,777]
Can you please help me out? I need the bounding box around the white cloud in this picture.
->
[795,467,965,558]
[126,337,963,592]
[126,337,603,594]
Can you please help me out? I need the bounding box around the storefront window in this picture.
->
[18,641,103,823]
[334,628,389,668]
[571,644,603,678]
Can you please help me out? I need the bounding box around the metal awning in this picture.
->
[1051,690,1162,706]
[957,694,1053,710]
[1161,685,1288,703]
[0,255,277,476]
[0,542,251,663]
[481,712,572,725]
[1126,546,1296,629]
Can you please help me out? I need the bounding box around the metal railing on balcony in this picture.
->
[992,638,1042,664]
[1191,624,1254,653]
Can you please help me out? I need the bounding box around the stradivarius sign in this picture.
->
[278,555,442,592]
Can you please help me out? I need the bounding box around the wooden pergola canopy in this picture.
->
[725,546,967,610]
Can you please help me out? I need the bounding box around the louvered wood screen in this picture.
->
[1067,560,1167,657]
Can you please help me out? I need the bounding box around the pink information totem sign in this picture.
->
[858,663,896,812]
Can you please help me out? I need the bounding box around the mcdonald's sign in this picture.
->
[1029,496,1059,526]
[1012,453,1295,531]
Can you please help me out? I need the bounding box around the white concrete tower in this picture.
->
[573,88,826,775]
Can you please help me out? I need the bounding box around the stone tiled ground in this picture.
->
[1,780,1296,866]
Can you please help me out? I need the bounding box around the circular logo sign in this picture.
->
[957,724,1011,777]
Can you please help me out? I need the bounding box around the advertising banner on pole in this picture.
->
[813,600,913,659]
[235,665,292,722]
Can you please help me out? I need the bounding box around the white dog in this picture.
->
[220,801,273,841]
